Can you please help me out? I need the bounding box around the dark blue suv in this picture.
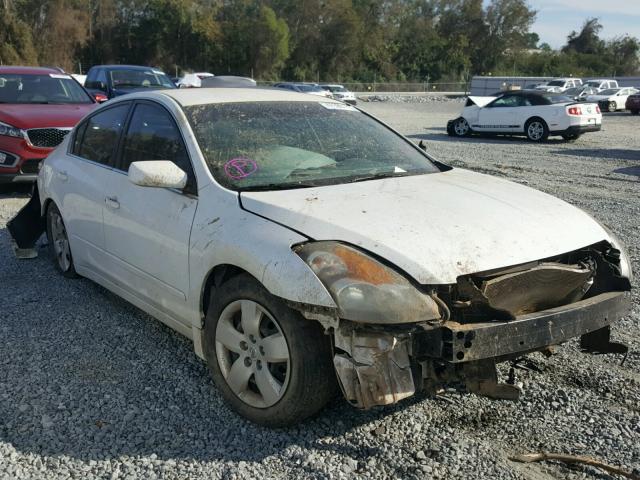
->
[84,65,176,101]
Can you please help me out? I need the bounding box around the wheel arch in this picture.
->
[200,263,250,320]
[524,115,548,130]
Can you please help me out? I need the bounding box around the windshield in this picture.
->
[599,88,621,95]
[584,81,602,88]
[546,95,574,104]
[547,81,566,87]
[0,73,93,104]
[325,85,347,93]
[109,69,175,89]
[185,101,440,191]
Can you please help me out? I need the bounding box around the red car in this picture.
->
[626,92,640,115]
[0,66,97,184]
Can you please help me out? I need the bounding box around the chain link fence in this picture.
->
[258,81,469,93]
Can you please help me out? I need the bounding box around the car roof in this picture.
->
[0,66,66,75]
[155,87,344,106]
[91,65,166,72]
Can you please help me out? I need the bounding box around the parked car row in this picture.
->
[527,78,640,112]
[0,62,364,184]
[175,73,358,105]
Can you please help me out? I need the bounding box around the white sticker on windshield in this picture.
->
[49,74,72,79]
[320,102,357,112]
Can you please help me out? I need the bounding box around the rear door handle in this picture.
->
[105,196,120,209]
[57,170,68,181]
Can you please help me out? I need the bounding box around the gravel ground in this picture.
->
[1,101,639,480]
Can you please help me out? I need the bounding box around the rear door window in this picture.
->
[119,102,196,193]
[77,104,130,166]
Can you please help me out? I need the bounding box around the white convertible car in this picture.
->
[586,87,640,112]
[8,88,632,426]
[448,90,602,142]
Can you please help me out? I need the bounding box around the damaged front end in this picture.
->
[322,242,632,409]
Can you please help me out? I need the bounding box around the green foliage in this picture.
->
[0,7,37,65]
[0,1,638,81]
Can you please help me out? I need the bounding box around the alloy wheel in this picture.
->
[50,210,71,272]
[215,299,291,408]
[454,118,469,136]
[527,121,545,141]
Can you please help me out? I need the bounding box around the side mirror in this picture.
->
[128,161,187,189]
[93,93,108,103]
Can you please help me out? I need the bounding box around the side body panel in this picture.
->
[187,185,337,329]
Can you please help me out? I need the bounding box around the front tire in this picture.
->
[46,203,77,278]
[449,117,471,137]
[525,118,549,142]
[203,274,335,427]
[609,101,617,112]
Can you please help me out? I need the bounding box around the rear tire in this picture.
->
[203,273,335,427]
[46,203,78,278]
[449,117,471,137]
[525,118,549,142]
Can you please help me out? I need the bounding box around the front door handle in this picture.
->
[105,196,120,209]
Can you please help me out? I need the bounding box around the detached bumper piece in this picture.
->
[333,323,415,409]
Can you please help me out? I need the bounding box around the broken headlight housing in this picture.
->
[591,219,634,282]
[296,241,440,324]
[604,228,633,283]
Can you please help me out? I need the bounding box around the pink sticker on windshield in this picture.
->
[224,157,258,180]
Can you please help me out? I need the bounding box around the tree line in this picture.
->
[1,0,638,82]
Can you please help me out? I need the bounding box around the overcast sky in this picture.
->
[528,0,640,48]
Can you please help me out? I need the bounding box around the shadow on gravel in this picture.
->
[0,228,421,471]
[550,148,640,161]
[408,132,567,145]
[0,183,32,197]
[613,166,640,177]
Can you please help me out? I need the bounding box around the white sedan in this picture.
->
[448,90,602,141]
[586,87,640,112]
[10,88,632,426]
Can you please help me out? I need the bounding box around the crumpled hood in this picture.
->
[240,168,610,284]
[0,103,96,129]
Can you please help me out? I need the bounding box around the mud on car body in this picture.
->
[9,88,632,427]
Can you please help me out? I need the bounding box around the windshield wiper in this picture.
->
[237,181,321,192]
[348,172,412,183]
